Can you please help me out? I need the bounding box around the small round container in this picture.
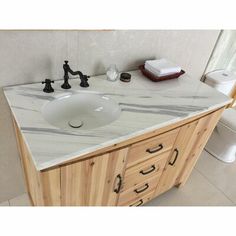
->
[120,73,131,82]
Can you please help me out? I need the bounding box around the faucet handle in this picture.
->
[80,75,90,87]
[42,79,54,93]
[42,79,54,84]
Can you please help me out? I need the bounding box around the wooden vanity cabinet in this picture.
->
[13,107,225,206]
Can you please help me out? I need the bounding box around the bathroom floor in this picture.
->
[0,150,235,206]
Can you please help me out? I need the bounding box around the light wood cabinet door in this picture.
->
[154,108,224,197]
[61,147,129,206]
[177,108,224,186]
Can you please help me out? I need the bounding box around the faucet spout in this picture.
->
[61,60,90,89]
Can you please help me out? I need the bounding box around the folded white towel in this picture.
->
[145,63,178,77]
[145,58,181,76]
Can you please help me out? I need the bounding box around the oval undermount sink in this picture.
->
[42,93,121,131]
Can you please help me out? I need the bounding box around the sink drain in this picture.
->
[68,118,83,128]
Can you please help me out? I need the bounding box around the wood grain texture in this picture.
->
[128,191,155,207]
[41,169,61,206]
[154,120,199,197]
[229,85,236,107]
[60,148,128,206]
[13,118,43,206]
[154,107,224,198]
[122,151,169,192]
[118,176,158,206]
[13,118,61,206]
[126,128,179,168]
[177,107,225,186]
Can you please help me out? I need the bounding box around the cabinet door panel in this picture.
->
[61,148,128,206]
[154,107,224,197]
[154,120,199,196]
[177,108,224,186]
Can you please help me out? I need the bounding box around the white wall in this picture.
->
[0,30,220,202]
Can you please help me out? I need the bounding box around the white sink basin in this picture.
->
[42,93,121,131]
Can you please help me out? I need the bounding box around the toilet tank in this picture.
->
[205,70,236,96]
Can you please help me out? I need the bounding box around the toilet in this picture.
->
[204,70,236,163]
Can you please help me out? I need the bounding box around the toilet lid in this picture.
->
[219,108,236,131]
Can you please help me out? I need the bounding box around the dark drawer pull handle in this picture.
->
[114,174,122,194]
[169,148,179,166]
[140,165,156,175]
[134,183,149,194]
[146,144,163,154]
[130,199,143,207]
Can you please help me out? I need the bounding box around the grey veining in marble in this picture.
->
[3,71,231,170]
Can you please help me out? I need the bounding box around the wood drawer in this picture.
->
[118,176,160,206]
[126,128,179,168]
[127,191,154,207]
[121,151,169,192]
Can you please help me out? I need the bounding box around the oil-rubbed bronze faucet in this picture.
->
[42,79,54,93]
[61,60,90,89]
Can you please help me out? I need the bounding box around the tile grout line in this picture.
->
[8,193,27,206]
[1,192,28,206]
[0,199,10,206]
[194,167,235,205]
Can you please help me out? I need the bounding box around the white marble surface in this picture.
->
[3,71,231,170]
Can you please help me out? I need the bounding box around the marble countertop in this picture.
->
[3,71,231,170]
